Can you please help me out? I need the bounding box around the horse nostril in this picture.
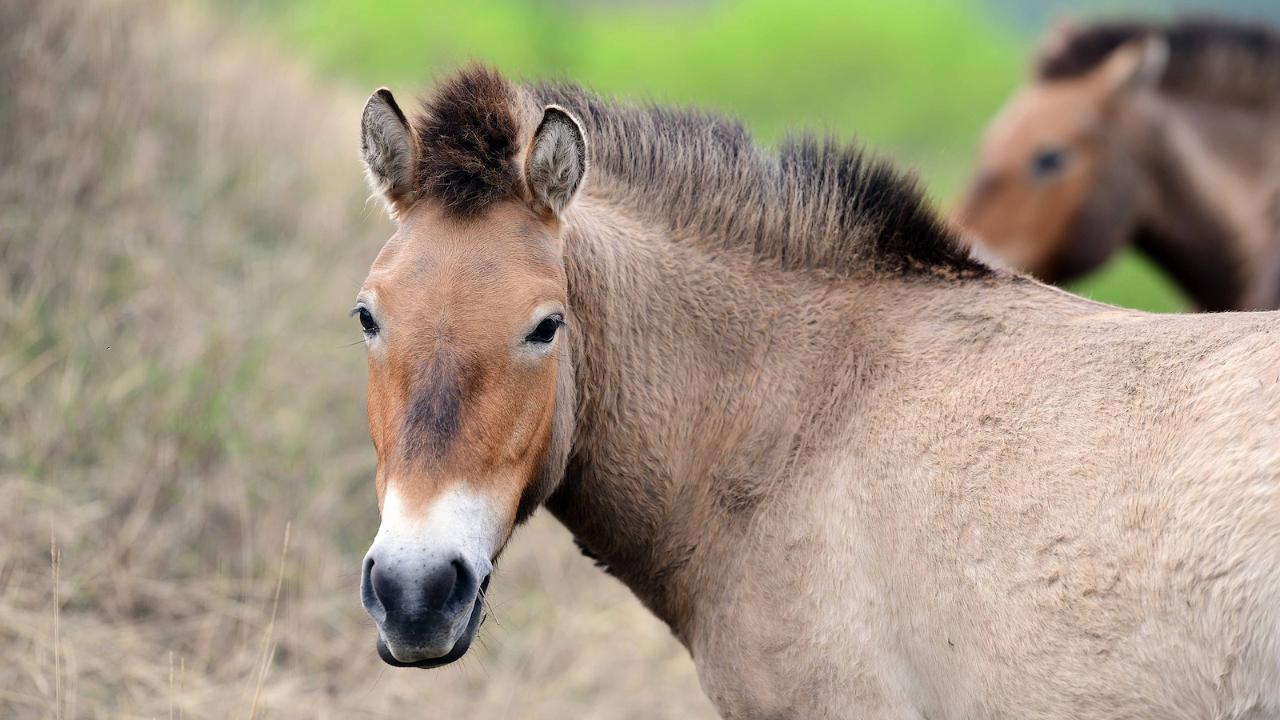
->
[450,557,481,609]
[369,559,403,613]
[361,555,388,623]
[419,557,463,611]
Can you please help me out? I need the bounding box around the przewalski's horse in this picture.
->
[955,18,1280,311]
[354,66,1280,718]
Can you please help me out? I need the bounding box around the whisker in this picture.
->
[362,664,386,699]
[476,585,502,628]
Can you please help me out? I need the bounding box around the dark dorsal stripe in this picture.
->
[1038,17,1280,108]
[410,65,988,278]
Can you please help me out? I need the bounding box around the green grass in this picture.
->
[1068,248,1188,313]
[258,0,1187,312]
[263,0,1019,194]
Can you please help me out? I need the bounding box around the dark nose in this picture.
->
[361,553,482,624]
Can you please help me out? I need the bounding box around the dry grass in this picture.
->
[0,0,714,716]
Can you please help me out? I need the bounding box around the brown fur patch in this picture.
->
[1038,17,1280,108]
[414,65,522,217]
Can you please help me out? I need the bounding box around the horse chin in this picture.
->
[375,593,486,669]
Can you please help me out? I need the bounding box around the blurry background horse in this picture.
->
[955,17,1280,310]
[5,0,1280,717]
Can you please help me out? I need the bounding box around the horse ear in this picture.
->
[1099,36,1168,97]
[1038,17,1076,65]
[525,105,588,219]
[361,88,418,218]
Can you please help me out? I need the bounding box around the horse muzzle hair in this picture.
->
[360,486,498,667]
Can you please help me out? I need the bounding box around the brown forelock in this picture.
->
[413,65,524,217]
[1038,17,1280,108]
[362,200,566,520]
[408,65,989,278]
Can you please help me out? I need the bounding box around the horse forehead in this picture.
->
[403,200,551,256]
[366,240,556,322]
[987,84,1097,156]
[370,208,560,291]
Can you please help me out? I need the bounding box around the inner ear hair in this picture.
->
[360,87,418,216]
[526,105,588,219]
[1106,36,1169,95]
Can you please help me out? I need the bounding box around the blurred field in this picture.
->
[0,0,712,716]
[262,0,1013,193]
[1,0,1206,717]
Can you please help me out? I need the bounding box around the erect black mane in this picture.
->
[1038,16,1280,108]
[410,65,988,278]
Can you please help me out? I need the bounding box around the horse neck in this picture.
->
[544,195,865,642]
[1122,95,1280,309]
[543,192,1034,646]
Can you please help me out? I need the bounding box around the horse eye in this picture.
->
[1029,147,1069,178]
[355,306,379,336]
[525,314,563,344]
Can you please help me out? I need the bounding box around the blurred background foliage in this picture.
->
[243,0,1280,313]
